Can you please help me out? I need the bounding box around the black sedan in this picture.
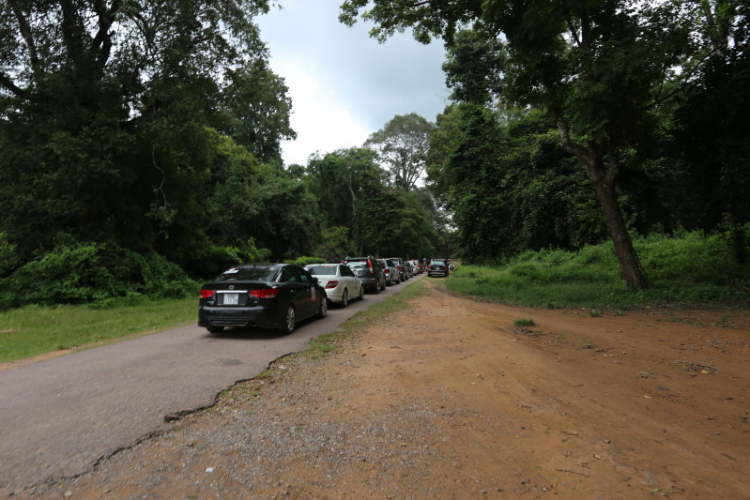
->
[198,264,328,335]
[427,259,450,277]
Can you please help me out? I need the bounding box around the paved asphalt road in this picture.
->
[0,275,423,495]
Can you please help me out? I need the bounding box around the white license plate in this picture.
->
[223,293,239,305]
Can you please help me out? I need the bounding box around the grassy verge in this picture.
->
[0,280,429,364]
[0,297,196,363]
[304,280,427,359]
[445,231,750,310]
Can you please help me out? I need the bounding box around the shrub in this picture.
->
[0,241,197,310]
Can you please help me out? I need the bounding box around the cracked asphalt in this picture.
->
[0,279,416,496]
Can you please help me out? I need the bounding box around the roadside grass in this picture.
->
[446,231,750,310]
[0,297,196,363]
[304,280,427,359]
[0,280,428,364]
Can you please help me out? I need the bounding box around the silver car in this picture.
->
[378,258,400,286]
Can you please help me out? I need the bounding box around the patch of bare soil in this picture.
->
[33,281,750,499]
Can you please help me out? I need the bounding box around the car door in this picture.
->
[339,264,357,297]
[292,266,318,319]
[278,266,309,318]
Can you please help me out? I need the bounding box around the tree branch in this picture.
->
[0,71,37,101]
[7,0,43,81]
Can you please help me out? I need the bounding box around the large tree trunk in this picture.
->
[557,120,649,290]
[585,155,650,290]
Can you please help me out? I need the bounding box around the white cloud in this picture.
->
[256,1,449,166]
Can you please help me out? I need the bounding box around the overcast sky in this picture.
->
[255,1,450,166]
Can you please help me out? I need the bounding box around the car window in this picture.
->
[307,265,336,276]
[279,267,298,283]
[342,266,355,277]
[297,268,311,284]
[216,267,276,282]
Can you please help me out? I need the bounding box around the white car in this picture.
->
[306,263,364,307]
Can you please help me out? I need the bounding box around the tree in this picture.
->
[341,0,713,289]
[218,58,297,164]
[0,0,291,265]
[364,113,435,192]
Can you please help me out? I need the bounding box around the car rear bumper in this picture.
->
[359,277,380,290]
[199,305,281,329]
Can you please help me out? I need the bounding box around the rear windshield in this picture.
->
[215,267,277,282]
[307,265,337,276]
[347,261,366,269]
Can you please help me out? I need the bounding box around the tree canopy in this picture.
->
[341,0,748,289]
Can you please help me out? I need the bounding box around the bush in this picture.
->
[287,256,327,266]
[0,241,197,310]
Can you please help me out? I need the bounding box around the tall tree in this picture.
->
[364,113,435,192]
[341,0,712,289]
[0,0,290,263]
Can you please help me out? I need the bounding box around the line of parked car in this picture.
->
[197,255,434,336]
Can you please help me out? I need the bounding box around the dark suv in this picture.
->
[342,256,386,293]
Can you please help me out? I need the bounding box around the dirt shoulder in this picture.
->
[31,280,750,499]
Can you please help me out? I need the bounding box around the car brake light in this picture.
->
[325,281,338,289]
[200,289,215,299]
[383,269,390,275]
[250,288,279,299]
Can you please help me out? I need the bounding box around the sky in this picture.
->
[255,1,450,166]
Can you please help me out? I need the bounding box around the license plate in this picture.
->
[223,293,239,305]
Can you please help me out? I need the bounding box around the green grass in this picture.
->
[447,231,750,310]
[0,297,196,362]
[0,280,429,364]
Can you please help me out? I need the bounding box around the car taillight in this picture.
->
[200,289,215,299]
[383,269,390,275]
[325,281,338,289]
[428,265,432,270]
[250,288,279,299]
[367,262,375,275]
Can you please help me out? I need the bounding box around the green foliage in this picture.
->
[286,256,327,266]
[0,240,197,310]
[315,226,356,262]
[364,113,435,191]
[447,231,749,309]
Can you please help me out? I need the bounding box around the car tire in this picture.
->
[318,296,328,318]
[374,282,381,293]
[341,289,349,308]
[206,325,224,334]
[358,285,365,301]
[279,305,296,335]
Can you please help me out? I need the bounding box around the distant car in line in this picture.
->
[342,256,386,293]
[388,257,411,281]
[306,263,364,307]
[198,263,328,335]
[378,258,401,286]
[427,259,450,278]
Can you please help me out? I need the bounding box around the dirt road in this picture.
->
[27,280,750,499]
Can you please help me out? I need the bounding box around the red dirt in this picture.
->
[33,280,750,499]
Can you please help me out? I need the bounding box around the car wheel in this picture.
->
[374,282,381,294]
[358,285,365,300]
[279,305,296,335]
[206,325,224,334]
[318,296,328,318]
[341,289,349,308]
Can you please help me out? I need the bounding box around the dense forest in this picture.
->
[0,0,748,309]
